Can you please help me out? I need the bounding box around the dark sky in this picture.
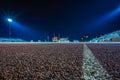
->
[0,0,120,41]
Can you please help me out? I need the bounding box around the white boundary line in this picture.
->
[81,44,112,80]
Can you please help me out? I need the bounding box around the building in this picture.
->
[52,36,59,42]
[59,38,70,43]
[110,37,120,42]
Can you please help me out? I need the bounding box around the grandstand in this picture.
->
[90,30,120,42]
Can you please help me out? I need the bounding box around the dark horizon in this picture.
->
[0,0,120,41]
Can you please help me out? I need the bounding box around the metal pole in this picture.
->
[47,36,49,42]
[9,22,11,41]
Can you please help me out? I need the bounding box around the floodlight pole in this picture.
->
[47,36,49,42]
[8,22,11,40]
[7,18,12,42]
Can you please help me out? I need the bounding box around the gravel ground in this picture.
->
[0,43,83,80]
[87,43,120,80]
[0,43,120,80]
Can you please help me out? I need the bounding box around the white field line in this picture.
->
[81,44,112,80]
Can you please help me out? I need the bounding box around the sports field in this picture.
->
[0,43,119,80]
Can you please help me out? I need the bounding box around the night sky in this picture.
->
[0,0,120,41]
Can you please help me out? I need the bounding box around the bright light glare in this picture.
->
[7,18,12,22]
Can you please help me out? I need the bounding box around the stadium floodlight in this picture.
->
[7,18,12,23]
